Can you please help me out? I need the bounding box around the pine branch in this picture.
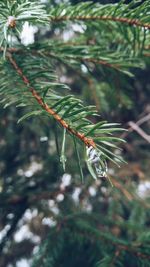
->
[0,0,131,179]
[68,219,150,261]
[51,15,150,30]
[1,43,144,76]
[32,215,150,267]
[7,53,96,148]
[50,1,150,29]
[0,50,125,181]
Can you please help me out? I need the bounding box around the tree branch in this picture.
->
[51,15,150,29]
[128,121,150,143]
[7,53,96,148]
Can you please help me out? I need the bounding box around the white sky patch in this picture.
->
[0,225,11,242]
[17,161,43,178]
[54,0,69,5]
[61,173,71,186]
[40,136,48,142]
[81,64,88,73]
[62,23,86,42]
[16,259,30,267]
[54,28,61,35]
[7,213,14,219]
[72,23,86,33]
[137,181,150,198]
[60,173,71,190]
[7,35,18,45]
[20,22,38,46]
[50,205,59,215]
[56,193,64,202]
[48,199,59,214]
[24,161,43,178]
[63,29,74,42]
[42,217,56,227]
[14,225,40,243]
[23,209,38,221]
[33,245,39,255]
[72,187,81,203]
[88,186,97,197]
[48,199,55,207]
[24,170,33,178]
[101,186,107,193]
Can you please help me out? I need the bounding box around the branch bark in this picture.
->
[7,53,96,148]
[51,15,150,29]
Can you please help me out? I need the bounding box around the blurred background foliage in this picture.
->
[0,0,150,266]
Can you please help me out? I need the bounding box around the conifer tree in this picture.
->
[0,0,150,266]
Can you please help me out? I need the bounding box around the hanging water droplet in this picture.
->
[86,146,108,178]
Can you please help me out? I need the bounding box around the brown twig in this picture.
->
[111,177,133,201]
[7,53,96,148]
[128,121,150,143]
[39,51,120,71]
[61,218,150,261]
[116,244,150,260]
[110,249,121,267]
[80,57,120,70]
[0,47,143,71]
[51,15,150,29]
[121,113,150,140]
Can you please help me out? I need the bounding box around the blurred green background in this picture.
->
[0,0,150,266]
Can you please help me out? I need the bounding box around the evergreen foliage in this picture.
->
[0,0,150,266]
